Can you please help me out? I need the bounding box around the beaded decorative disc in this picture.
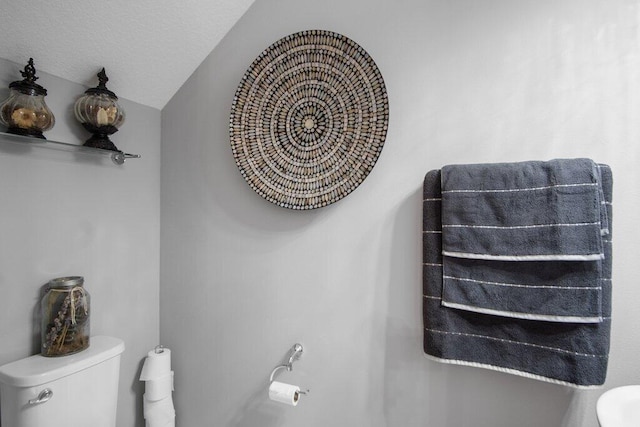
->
[230,30,389,210]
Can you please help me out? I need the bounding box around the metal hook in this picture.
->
[154,345,164,354]
[287,343,303,368]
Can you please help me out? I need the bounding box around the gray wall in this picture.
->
[160,0,640,426]
[0,58,161,427]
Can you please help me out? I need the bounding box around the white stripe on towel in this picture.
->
[442,222,600,230]
[424,328,607,358]
[439,302,604,323]
[422,354,602,390]
[443,275,601,290]
[442,251,604,261]
[442,182,598,194]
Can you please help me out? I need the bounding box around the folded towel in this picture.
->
[423,164,613,387]
[440,159,606,322]
[441,257,603,322]
[441,158,605,261]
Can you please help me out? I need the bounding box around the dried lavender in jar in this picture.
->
[41,276,90,357]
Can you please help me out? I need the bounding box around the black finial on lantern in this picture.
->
[20,58,38,83]
[84,68,117,99]
[9,58,47,96]
[97,68,108,86]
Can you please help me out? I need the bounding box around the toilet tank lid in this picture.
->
[0,336,125,388]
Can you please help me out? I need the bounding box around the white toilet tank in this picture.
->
[0,335,125,427]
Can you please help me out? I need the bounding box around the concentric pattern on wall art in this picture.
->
[230,30,389,210]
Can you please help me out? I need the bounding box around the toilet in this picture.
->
[0,335,124,427]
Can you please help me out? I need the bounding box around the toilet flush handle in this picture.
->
[28,388,53,405]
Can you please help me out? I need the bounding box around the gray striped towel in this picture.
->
[423,161,613,387]
[441,159,606,261]
[440,159,607,323]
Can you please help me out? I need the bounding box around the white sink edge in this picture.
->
[597,385,640,427]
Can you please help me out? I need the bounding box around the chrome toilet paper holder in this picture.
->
[269,343,309,395]
[270,343,303,381]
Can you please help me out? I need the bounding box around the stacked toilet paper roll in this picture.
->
[140,348,175,427]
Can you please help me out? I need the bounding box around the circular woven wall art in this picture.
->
[230,30,389,210]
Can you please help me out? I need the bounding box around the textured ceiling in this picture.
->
[0,0,255,109]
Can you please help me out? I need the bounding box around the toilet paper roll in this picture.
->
[143,394,175,427]
[140,348,171,381]
[268,381,300,406]
[144,371,174,401]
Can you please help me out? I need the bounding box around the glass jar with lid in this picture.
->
[41,276,90,357]
[0,58,55,139]
[73,68,125,151]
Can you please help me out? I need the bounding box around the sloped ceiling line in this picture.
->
[0,0,256,109]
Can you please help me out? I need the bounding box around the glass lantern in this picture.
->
[74,68,125,151]
[0,58,55,139]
